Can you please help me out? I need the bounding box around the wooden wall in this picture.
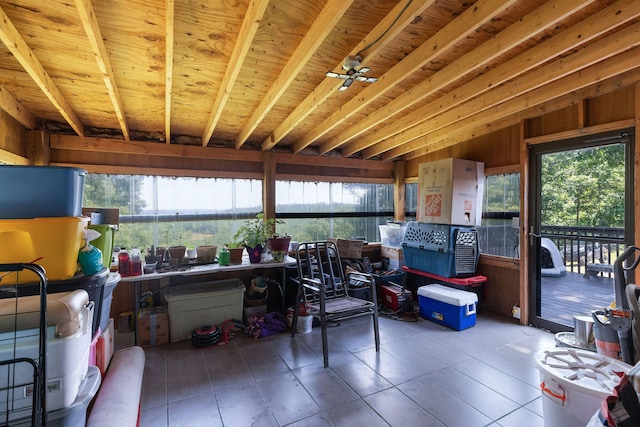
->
[404,83,638,321]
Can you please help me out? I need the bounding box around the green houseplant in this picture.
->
[233,214,269,263]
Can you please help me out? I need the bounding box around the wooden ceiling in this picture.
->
[0,0,639,163]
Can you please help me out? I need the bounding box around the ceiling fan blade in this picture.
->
[326,71,340,78]
[363,77,378,83]
[339,79,354,91]
[359,67,370,74]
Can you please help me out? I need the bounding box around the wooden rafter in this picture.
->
[361,0,640,159]
[201,0,270,147]
[291,0,520,155]
[235,0,355,149]
[0,86,35,129]
[0,5,85,136]
[165,0,175,144]
[75,0,130,140]
[389,40,640,161]
[260,0,436,151]
[338,0,599,157]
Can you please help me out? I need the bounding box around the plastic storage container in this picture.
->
[417,284,478,330]
[0,165,86,219]
[535,348,631,427]
[0,216,89,283]
[378,223,407,247]
[164,279,245,342]
[46,365,101,427]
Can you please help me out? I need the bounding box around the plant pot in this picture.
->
[228,247,244,264]
[246,244,263,263]
[267,236,291,252]
[196,245,217,263]
[168,246,186,261]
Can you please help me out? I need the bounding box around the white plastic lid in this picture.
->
[535,348,631,397]
[417,284,478,306]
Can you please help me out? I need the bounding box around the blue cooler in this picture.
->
[418,284,477,330]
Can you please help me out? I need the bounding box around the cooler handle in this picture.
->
[466,302,476,316]
[540,381,566,406]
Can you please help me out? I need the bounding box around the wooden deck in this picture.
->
[540,271,616,327]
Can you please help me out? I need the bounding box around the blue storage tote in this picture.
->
[402,221,478,278]
[0,165,86,219]
[418,284,477,330]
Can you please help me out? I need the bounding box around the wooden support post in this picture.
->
[25,130,49,165]
[394,161,405,222]
[519,119,529,326]
[263,151,276,220]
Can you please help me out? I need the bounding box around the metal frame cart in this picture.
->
[0,263,47,426]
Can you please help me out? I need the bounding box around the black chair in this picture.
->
[291,241,379,367]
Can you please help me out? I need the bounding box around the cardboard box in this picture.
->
[328,238,363,259]
[137,306,169,347]
[417,284,477,330]
[417,158,484,226]
[381,245,403,260]
[96,318,114,374]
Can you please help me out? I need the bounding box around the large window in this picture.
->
[84,175,395,254]
[275,181,394,243]
[84,175,262,252]
[477,173,520,258]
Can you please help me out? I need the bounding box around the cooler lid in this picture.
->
[417,284,477,306]
[535,349,631,397]
[164,279,245,301]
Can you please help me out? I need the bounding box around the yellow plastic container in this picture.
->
[0,217,89,283]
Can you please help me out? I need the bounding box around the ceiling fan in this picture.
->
[326,55,378,91]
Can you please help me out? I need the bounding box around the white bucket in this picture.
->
[296,314,313,334]
[535,348,631,427]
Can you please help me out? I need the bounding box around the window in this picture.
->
[477,173,520,258]
[84,174,262,252]
[404,183,418,221]
[275,181,394,243]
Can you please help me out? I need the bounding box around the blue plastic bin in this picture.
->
[0,165,86,218]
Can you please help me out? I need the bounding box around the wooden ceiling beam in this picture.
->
[201,0,270,147]
[340,0,598,157]
[260,0,436,151]
[75,0,130,140]
[364,0,640,159]
[296,0,520,155]
[165,0,175,144]
[235,0,354,150]
[0,5,85,136]
[393,44,640,161]
[0,86,35,129]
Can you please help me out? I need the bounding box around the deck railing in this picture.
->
[540,225,624,277]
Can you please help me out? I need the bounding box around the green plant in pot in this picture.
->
[265,216,291,262]
[233,214,268,263]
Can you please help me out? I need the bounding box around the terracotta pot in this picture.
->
[228,247,244,264]
[167,246,186,260]
[196,245,217,263]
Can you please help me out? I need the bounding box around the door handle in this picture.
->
[529,227,541,245]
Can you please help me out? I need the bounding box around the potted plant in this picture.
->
[264,216,291,262]
[224,242,244,264]
[233,214,268,263]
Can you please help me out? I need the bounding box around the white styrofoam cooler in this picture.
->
[535,348,632,427]
[164,279,245,342]
[0,300,93,421]
[417,284,477,330]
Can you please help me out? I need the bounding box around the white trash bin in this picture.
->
[535,348,631,427]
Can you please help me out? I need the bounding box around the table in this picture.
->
[119,255,297,343]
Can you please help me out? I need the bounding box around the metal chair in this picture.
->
[291,241,379,367]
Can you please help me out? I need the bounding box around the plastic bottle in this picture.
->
[118,248,131,277]
[130,247,142,276]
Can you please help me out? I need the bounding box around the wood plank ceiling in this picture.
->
[0,0,639,163]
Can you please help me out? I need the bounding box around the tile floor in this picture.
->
[138,313,558,427]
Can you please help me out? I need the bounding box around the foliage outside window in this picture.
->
[84,175,262,252]
[275,181,394,243]
[404,183,418,221]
